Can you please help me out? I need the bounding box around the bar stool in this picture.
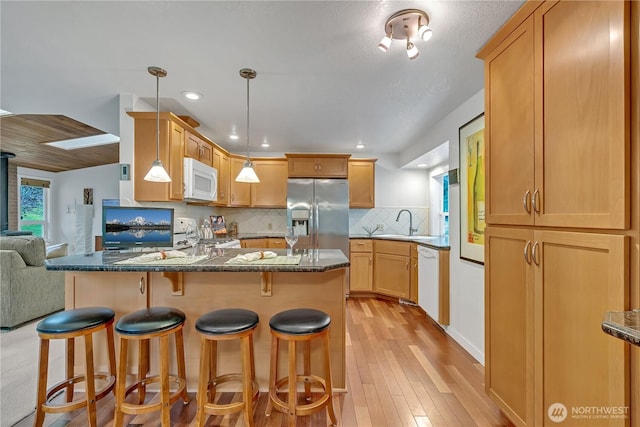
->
[194,308,260,427]
[265,308,338,426]
[34,306,117,427]
[113,306,189,427]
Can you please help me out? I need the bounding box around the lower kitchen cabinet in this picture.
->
[485,226,629,427]
[241,238,286,249]
[373,240,411,300]
[349,239,373,292]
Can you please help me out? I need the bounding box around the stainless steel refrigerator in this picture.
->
[287,178,349,258]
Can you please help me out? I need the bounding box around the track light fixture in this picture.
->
[378,9,432,60]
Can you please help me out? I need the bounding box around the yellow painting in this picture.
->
[466,128,485,245]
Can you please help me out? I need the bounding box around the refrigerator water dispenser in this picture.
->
[291,209,310,236]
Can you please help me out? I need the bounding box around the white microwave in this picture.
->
[183,157,217,202]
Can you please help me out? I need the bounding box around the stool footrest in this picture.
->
[269,374,331,417]
[42,373,115,414]
[120,375,187,415]
[203,373,259,416]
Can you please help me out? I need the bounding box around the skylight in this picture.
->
[45,133,119,150]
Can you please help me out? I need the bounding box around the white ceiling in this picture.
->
[0,1,523,166]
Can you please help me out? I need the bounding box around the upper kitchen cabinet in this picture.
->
[229,156,251,206]
[478,1,630,229]
[184,130,213,166]
[285,153,350,178]
[129,112,185,202]
[212,147,229,206]
[251,159,288,208]
[348,159,376,208]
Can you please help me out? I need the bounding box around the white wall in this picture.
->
[401,89,486,363]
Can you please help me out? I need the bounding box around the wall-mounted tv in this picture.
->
[102,206,174,250]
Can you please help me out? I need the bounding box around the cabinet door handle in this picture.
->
[523,240,531,264]
[532,241,540,266]
[532,189,540,214]
[523,190,531,213]
[139,276,146,295]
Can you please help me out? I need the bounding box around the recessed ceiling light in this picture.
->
[261,139,270,148]
[229,134,239,140]
[182,91,202,100]
[417,163,428,168]
[356,143,365,149]
[45,133,120,150]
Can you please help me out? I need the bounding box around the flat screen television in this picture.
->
[102,206,174,250]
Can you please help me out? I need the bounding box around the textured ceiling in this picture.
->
[0,1,523,168]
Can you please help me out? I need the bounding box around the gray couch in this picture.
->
[0,236,65,328]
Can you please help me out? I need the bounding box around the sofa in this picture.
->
[0,236,66,329]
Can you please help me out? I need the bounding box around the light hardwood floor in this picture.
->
[17,298,514,426]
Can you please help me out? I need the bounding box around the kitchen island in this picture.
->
[46,248,349,391]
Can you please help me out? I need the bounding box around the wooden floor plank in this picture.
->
[18,297,513,427]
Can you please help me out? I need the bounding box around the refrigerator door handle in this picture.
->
[314,199,320,249]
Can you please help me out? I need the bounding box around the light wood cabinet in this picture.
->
[241,238,286,249]
[349,239,373,292]
[212,147,229,206]
[481,1,629,230]
[479,2,635,426]
[348,159,376,208]
[373,240,410,299]
[184,130,213,166]
[285,153,350,178]
[251,159,288,207]
[229,156,251,206]
[130,113,184,202]
[485,227,628,427]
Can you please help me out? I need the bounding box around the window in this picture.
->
[19,177,50,239]
[440,173,449,237]
[429,168,450,237]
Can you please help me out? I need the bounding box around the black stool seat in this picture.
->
[269,308,330,335]
[37,307,115,334]
[196,308,259,335]
[116,307,185,335]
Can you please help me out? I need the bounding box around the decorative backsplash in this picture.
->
[215,207,430,236]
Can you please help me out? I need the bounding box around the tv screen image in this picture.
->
[102,206,174,250]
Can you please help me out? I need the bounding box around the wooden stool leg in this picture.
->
[265,335,278,417]
[113,337,128,427]
[209,340,217,402]
[137,339,149,404]
[159,335,171,427]
[106,323,117,386]
[65,337,75,402]
[323,332,338,426]
[195,337,210,427]
[303,339,311,401]
[241,335,255,427]
[83,333,98,426]
[175,328,189,404]
[287,340,297,427]
[34,338,50,427]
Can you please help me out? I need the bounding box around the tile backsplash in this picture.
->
[215,207,429,236]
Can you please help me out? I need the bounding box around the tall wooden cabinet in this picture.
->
[478,1,635,426]
[348,159,376,208]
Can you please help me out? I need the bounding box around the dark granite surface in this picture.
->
[349,234,450,250]
[46,248,349,273]
[602,310,640,346]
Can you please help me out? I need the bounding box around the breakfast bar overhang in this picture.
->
[46,248,350,391]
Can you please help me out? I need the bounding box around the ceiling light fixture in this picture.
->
[144,66,171,182]
[261,139,270,148]
[182,91,202,100]
[378,9,432,60]
[356,142,365,149]
[229,134,239,140]
[235,68,260,183]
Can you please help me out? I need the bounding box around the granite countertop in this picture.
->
[46,248,349,273]
[349,234,450,250]
[602,310,640,346]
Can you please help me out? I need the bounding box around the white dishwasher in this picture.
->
[417,246,440,322]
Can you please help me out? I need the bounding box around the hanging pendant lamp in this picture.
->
[144,66,171,182]
[235,68,260,183]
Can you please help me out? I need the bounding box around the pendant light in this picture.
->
[144,66,171,182]
[235,68,260,183]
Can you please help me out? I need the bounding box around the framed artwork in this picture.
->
[210,215,227,234]
[459,113,485,264]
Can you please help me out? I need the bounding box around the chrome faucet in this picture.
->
[396,209,418,236]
